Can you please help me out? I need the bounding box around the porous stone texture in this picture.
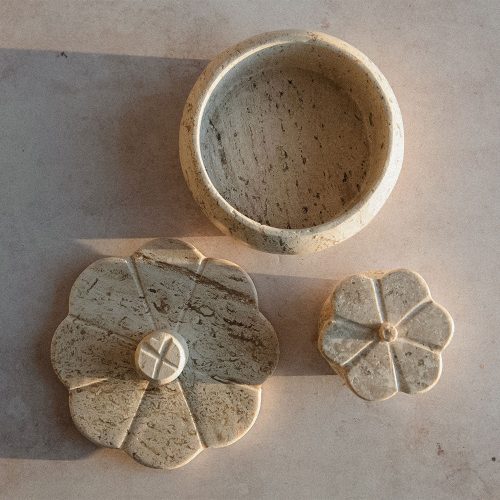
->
[180,30,404,254]
[318,269,454,401]
[51,238,279,469]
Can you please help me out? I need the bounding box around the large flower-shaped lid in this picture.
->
[51,239,279,468]
[318,269,453,401]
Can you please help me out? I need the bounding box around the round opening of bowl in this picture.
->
[199,40,391,230]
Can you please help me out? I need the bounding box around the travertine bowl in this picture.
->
[180,30,404,254]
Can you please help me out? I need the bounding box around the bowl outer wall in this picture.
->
[179,30,404,254]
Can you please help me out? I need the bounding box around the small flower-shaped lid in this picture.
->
[318,269,454,401]
[51,239,279,468]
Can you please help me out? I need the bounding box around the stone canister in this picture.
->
[180,30,404,254]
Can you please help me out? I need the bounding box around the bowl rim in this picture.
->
[180,30,404,251]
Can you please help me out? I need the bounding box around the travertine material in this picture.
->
[180,30,404,254]
[134,331,188,385]
[51,238,279,469]
[318,270,454,401]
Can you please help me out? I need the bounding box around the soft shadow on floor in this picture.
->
[0,47,218,460]
[0,47,335,461]
[251,273,333,377]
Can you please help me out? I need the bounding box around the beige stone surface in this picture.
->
[51,239,279,468]
[134,330,188,384]
[1,1,499,498]
[318,269,453,401]
[180,30,403,254]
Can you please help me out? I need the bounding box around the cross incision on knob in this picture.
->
[134,330,188,385]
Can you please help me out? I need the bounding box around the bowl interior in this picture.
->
[199,40,390,230]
